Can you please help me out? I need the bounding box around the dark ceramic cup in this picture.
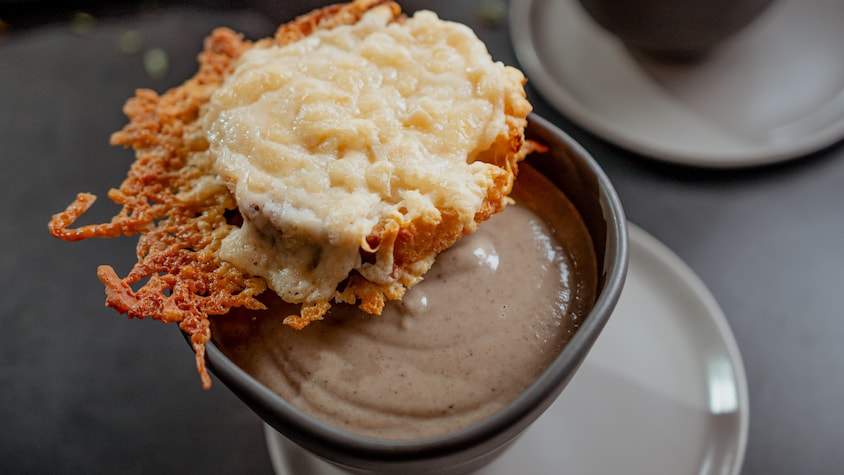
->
[579,0,775,60]
[202,114,628,474]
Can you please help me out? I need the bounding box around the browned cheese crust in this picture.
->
[48,0,534,388]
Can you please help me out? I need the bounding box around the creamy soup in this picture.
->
[211,165,597,440]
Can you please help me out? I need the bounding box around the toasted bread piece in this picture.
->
[49,0,533,387]
[204,1,533,328]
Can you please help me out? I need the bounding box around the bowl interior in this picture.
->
[202,114,628,474]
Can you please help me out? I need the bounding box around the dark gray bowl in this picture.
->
[203,113,628,474]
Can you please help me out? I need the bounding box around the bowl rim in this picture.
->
[203,112,629,465]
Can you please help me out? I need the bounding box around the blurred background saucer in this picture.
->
[510,0,844,168]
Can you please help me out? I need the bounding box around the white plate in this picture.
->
[510,0,844,167]
[265,223,749,475]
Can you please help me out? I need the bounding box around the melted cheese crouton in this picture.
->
[49,1,534,388]
[203,6,531,326]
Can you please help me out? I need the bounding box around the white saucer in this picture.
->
[264,223,749,475]
[510,0,844,167]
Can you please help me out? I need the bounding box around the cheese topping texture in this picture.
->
[203,8,527,305]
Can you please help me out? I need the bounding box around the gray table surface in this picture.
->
[2,1,842,474]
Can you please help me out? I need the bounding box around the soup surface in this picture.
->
[211,165,597,440]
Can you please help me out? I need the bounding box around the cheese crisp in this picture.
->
[49,0,533,387]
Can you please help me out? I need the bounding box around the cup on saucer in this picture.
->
[578,0,775,61]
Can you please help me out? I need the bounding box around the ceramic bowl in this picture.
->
[202,114,628,474]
